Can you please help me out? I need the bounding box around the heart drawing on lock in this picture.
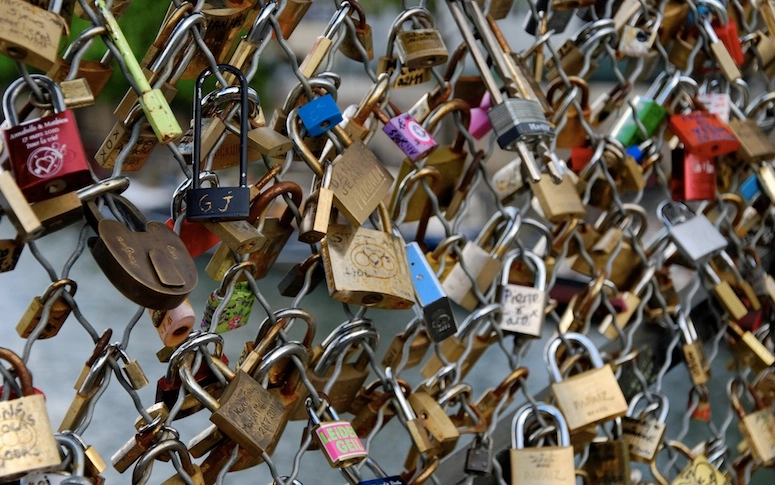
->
[26,143,68,178]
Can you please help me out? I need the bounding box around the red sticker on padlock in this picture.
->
[164,218,220,258]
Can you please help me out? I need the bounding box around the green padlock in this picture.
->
[201,262,256,334]
[611,70,682,146]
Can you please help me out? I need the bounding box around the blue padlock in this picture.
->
[297,93,343,136]
[358,477,407,485]
[186,64,250,222]
[740,174,762,202]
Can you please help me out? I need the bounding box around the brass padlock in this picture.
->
[547,76,591,148]
[16,279,77,339]
[339,0,374,62]
[545,333,628,433]
[530,173,586,223]
[321,203,414,309]
[0,348,61,480]
[392,7,448,69]
[0,0,65,71]
[729,378,775,466]
[621,392,669,464]
[509,402,575,485]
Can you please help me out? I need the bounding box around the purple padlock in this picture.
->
[380,110,438,161]
[469,91,493,140]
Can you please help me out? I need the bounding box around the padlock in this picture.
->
[113,346,148,391]
[697,1,742,81]
[0,0,65,71]
[201,262,257,334]
[321,202,414,309]
[473,367,529,427]
[96,104,161,172]
[297,2,353,78]
[497,250,546,337]
[186,65,251,222]
[671,146,717,202]
[84,194,198,310]
[180,348,285,456]
[223,1,277,82]
[147,299,195,347]
[22,432,93,485]
[442,207,522,311]
[730,378,775,466]
[678,311,712,386]
[405,241,457,342]
[0,170,42,243]
[583,419,632,484]
[509,402,575,485]
[618,8,660,57]
[668,111,740,159]
[134,437,205,485]
[0,348,61,480]
[278,253,325,298]
[386,367,435,455]
[15,278,76,339]
[30,176,129,239]
[407,388,461,457]
[530,172,586,223]
[377,10,436,89]
[348,378,404,438]
[381,318,431,370]
[298,94,344,137]
[598,265,656,339]
[546,76,591,148]
[621,392,668,464]
[421,304,500,381]
[392,7,448,69]
[166,173,222,258]
[728,320,775,372]
[2,75,91,203]
[306,397,368,468]
[545,332,628,432]
[275,0,312,39]
[339,0,374,61]
[290,113,393,227]
[659,200,728,264]
[47,27,113,99]
[610,70,681,147]
[650,440,729,484]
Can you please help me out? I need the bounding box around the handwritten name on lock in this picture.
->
[0,0,61,64]
[0,399,42,464]
[327,230,398,280]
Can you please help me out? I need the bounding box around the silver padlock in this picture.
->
[497,250,546,337]
[658,201,727,264]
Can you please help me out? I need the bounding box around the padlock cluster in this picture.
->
[2,0,775,483]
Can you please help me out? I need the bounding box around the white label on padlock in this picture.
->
[499,285,545,337]
[492,159,524,201]
[21,473,69,485]
[618,26,652,57]
[696,93,731,122]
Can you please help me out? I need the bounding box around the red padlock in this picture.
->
[671,147,717,201]
[713,17,744,66]
[2,75,91,203]
[668,111,740,159]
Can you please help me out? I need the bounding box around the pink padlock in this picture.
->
[148,299,195,347]
[378,109,437,161]
[468,91,493,140]
[308,398,368,468]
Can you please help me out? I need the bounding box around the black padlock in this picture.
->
[186,64,250,222]
[465,436,494,475]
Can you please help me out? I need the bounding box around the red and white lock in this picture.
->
[2,74,91,202]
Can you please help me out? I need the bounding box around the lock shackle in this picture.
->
[54,432,87,479]
[132,438,196,485]
[76,176,130,205]
[323,1,353,40]
[500,250,546,290]
[519,218,553,257]
[487,367,529,404]
[700,193,744,228]
[254,307,317,350]
[288,109,324,177]
[385,366,417,420]
[179,352,222,412]
[201,85,261,121]
[40,278,78,302]
[546,76,590,111]
[247,181,303,225]
[148,12,206,75]
[347,0,367,28]
[166,331,224,381]
[544,332,605,382]
[320,318,375,349]
[216,261,257,297]
[392,167,441,220]
[423,98,472,136]
[171,172,219,219]
[657,200,696,227]
[511,402,570,449]
[241,2,276,47]
[474,206,517,249]
[627,391,670,423]
[3,74,66,126]
[696,0,728,24]
[385,7,435,58]
[255,342,309,382]
[191,64,249,191]
[428,234,464,261]
[148,1,195,56]
[313,326,380,376]
[62,26,107,64]
[677,310,699,343]
[490,209,522,259]
[0,348,33,396]
[437,382,472,407]
[350,73,390,127]
[454,303,501,340]
[727,376,765,418]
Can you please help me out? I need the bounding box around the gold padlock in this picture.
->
[547,76,591,148]
[16,279,77,339]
